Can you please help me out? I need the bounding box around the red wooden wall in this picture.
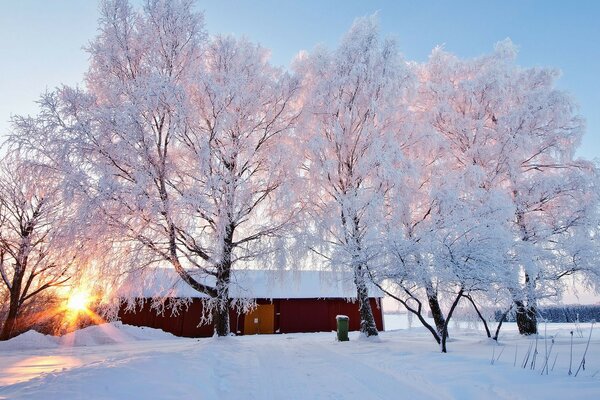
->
[119,300,240,337]
[277,298,383,333]
[118,297,384,337]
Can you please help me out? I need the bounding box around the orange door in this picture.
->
[244,304,275,335]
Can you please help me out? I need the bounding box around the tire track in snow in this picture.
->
[224,335,440,400]
[308,340,448,400]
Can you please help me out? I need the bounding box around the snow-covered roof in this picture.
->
[120,268,383,299]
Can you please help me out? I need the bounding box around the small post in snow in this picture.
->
[336,315,350,342]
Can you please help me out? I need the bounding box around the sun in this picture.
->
[66,291,91,312]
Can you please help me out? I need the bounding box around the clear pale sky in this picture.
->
[1,0,599,161]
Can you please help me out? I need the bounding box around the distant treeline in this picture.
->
[496,305,599,323]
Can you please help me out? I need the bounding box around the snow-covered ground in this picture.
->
[0,315,598,399]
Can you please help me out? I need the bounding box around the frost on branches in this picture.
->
[423,41,598,336]
[295,16,413,337]
[11,0,299,336]
[0,155,90,340]
[6,4,600,343]
[389,39,597,344]
[367,37,598,348]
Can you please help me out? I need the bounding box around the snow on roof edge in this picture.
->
[119,268,384,300]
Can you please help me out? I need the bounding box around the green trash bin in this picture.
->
[336,315,349,341]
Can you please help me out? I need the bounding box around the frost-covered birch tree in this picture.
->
[0,156,81,340]
[431,171,513,351]
[378,40,598,348]
[422,40,599,335]
[295,16,412,337]
[173,35,300,335]
[379,110,513,349]
[502,69,599,334]
[11,0,300,336]
[407,44,519,342]
[7,3,599,341]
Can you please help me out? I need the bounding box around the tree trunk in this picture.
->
[212,263,231,336]
[213,222,234,337]
[344,211,377,337]
[374,280,440,344]
[212,268,231,336]
[464,294,491,338]
[0,264,24,341]
[212,265,231,336]
[515,300,537,335]
[212,300,230,337]
[441,289,463,353]
[426,283,446,337]
[354,265,378,337]
[0,300,20,341]
[514,214,538,336]
[493,305,513,341]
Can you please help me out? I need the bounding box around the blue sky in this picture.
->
[1,1,598,159]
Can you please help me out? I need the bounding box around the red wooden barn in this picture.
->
[118,269,384,337]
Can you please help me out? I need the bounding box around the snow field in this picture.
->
[0,317,599,399]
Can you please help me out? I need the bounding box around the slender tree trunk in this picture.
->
[441,289,463,353]
[426,283,446,337]
[343,211,377,337]
[373,280,440,344]
[464,294,491,338]
[514,214,538,336]
[212,265,231,336]
[493,305,513,341]
[354,265,378,337]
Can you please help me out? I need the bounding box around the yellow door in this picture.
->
[244,304,275,335]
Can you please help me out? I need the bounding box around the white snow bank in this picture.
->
[0,322,176,351]
[1,323,599,400]
[0,330,59,351]
[115,322,179,341]
[59,323,136,346]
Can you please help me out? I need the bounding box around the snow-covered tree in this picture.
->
[172,34,300,335]
[295,16,413,337]
[431,171,513,351]
[420,40,600,336]
[11,0,300,336]
[378,113,514,349]
[376,40,598,349]
[7,3,599,342]
[0,156,81,340]
[400,43,520,344]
